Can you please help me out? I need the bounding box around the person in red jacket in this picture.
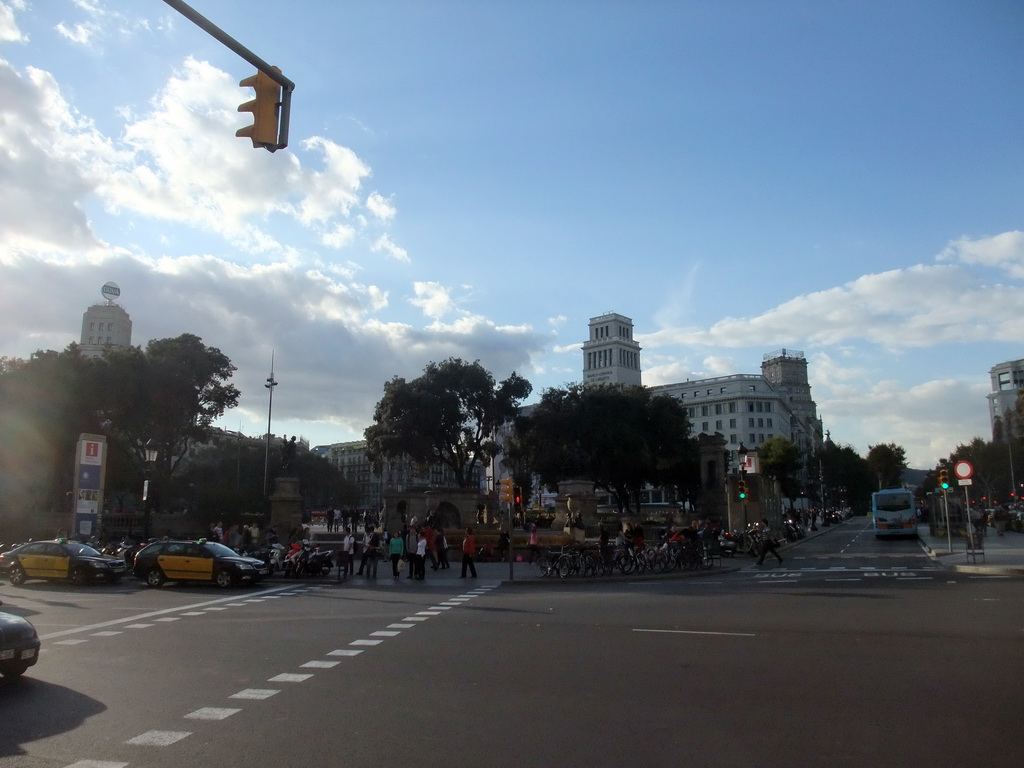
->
[460,526,477,578]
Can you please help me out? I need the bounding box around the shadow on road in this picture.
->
[0,677,106,757]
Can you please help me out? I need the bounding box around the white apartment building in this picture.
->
[987,358,1024,439]
[582,313,823,465]
[80,303,132,357]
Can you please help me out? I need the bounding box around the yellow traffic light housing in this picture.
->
[237,68,282,150]
[938,469,950,490]
[737,479,748,500]
[498,478,514,504]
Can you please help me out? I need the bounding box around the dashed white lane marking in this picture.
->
[388,623,415,629]
[428,605,453,610]
[125,730,191,746]
[38,584,299,640]
[91,631,122,637]
[64,760,128,768]
[350,639,383,646]
[154,617,180,622]
[125,623,154,629]
[181,612,206,616]
[327,649,364,657]
[370,630,399,637]
[185,707,241,720]
[417,611,441,616]
[55,639,88,646]
[300,660,340,669]
[403,616,429,622]
[225,603,247,607]
[269,673,313,683]
[230,688,280,700]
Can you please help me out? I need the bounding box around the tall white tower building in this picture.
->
[582,312,642,387]
[79,282,132,357]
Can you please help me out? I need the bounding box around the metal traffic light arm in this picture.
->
[162,0,295,151]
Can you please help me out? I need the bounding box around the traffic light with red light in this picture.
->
[237,68,282,150]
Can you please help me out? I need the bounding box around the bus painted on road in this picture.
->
[871,488,917,538]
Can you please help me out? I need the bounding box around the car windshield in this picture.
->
[202,542,241,558]
[66,542,103,557]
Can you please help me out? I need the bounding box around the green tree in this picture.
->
[364,358,532,488]
[866,442,908,490]
[0,348,105,536]
[759,436,803,509]
[99,334,240,530]
[816,441,876,514]
[518,384,694,513]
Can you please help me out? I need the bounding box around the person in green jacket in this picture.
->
[388,529,405,578]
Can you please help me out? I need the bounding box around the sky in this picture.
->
[1,0,1022,470]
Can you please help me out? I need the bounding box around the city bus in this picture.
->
[871,488,917,538]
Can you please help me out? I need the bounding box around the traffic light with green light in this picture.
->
[737,479,748,500]
[938,469,950,490]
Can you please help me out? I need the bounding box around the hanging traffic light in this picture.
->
[737,479,748,500]
[498,478,514,504]
[237,68,282,150]
[938,469,950,490]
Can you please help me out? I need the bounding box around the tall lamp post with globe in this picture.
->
[142,441,158,539]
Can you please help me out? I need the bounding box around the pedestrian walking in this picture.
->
[756,518,784,566]
[405,526,418,578]
[460,526,477,578]
[528,525,541,564]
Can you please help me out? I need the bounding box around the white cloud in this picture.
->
[409,281,454,319]
[938,230,1024,278]
[371,233,409,262]
[0,1,27,43]
[366,191,396,222]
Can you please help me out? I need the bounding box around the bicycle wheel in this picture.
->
[616,552,635,575]
[556,554,575,579]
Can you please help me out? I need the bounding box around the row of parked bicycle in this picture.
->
[534,538,724,579]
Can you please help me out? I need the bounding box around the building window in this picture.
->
[702,422,709,432]
[715,404,722,415]
[767,418,773,428]
[748,385,756,392]
[748,418,755,427]
[757,418,764,428]
[749,433,756,444]
[715,420,723,430]
[728,402,736,413]
[729,418,737,428]
[764,403,772,412]
[701,406,709,417]
[730,434,738,444]
[748,403,756,412]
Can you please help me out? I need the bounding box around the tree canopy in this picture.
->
[364,358,532,488]
[758,436,803,507]
[866,442,908,489]
[516,384,696,513]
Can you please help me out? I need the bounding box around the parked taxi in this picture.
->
[132,539,268,588]
[0,540,127,586]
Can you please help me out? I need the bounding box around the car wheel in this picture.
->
[9,564,26,587]
[145,567,165,588]
[214,569,234,588]
[0,661,30,678]
[69,565,88,586]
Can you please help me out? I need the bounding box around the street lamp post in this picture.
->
[143,441,158,539]
[263,352,278,497]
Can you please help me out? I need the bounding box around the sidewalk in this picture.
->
[917,523,1024,576]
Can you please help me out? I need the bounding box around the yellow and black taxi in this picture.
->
[0,600,39,678]
[0,539,127,586]
[132,539,269,588]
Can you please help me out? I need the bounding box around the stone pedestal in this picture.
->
[269,476,303,538]
[697,432,729,524]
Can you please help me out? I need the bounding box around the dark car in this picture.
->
[132,540,269,588]
[0,540,127,586]
[0,600,40,678]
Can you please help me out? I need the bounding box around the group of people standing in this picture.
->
[333,522,479,580]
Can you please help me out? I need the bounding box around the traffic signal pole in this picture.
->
[162,0,295,151]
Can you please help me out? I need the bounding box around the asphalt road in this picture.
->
[1,519,1021,768]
